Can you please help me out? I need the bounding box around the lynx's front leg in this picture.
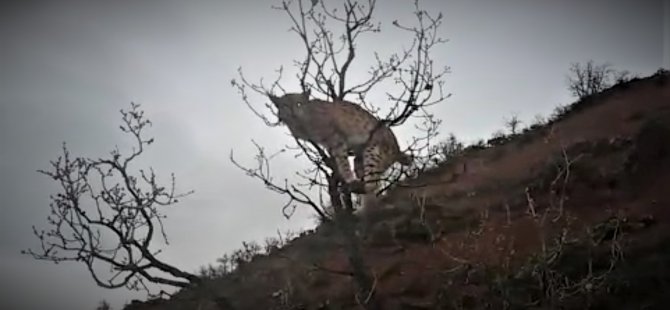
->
[329,145,364,192]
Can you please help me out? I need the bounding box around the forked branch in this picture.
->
[24,103,201,294]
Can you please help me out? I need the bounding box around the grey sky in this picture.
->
[1,0,665,309]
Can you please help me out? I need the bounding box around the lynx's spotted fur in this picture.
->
[269,91,412,211]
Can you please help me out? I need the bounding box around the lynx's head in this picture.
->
[268,90,311,124]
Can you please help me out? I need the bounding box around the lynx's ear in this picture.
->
[303,88,311,98]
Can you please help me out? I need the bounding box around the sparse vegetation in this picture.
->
[430,133,465,165]
[529,114,547,130]
[198,230,299,280]
[566,60,633,100]
[487,130,510,147]
[429,107,670,309]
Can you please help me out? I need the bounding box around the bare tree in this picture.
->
[231,0,448,307]
[567,60,614,99]
[566,60,632,99]
[24,103,234,308]
[504,113,522,135]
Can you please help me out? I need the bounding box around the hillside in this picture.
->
[125,70,670,310]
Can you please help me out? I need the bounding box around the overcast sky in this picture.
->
[1,0,666,309]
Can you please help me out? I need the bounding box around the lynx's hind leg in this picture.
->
[363,145,391,193]
[354,144,389,213]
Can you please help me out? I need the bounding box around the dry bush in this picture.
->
[566,60,632,100]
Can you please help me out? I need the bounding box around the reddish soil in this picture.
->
[125,71,670,310]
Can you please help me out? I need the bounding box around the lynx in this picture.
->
[268,91,413,211]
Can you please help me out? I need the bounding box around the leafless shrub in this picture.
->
[550,104,571,121]
[263,230,297,254]
[566,60,632,100]
[516,145,624,308]
[504,113,523,135]
[199,230,299,279]
[427,133,464,166]
[613,69,632,84]
[567,61,614,99]
[509,220,625,309]
[487,130,509,146]
[24,103,200,291]
[24,103,236,308]
[528,114,547,130]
